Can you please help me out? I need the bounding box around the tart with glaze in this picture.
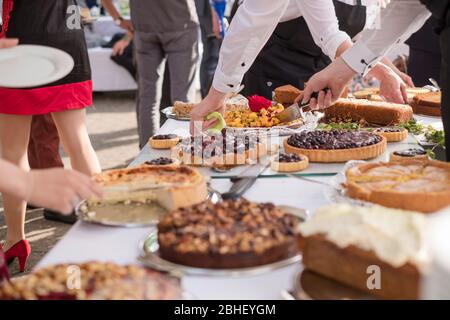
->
[345,159,450,213]
[284,130,386,163]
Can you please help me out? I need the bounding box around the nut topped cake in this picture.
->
[157,199,300,269]
[284,130,386,162]
[0,262,182,300]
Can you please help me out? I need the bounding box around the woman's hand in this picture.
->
[23,169,103,214]
[190,87,227,135]
[0,38,18,49]
[369,62,409,103]
[303,58,355,109]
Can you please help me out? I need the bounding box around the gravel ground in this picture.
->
[0,92,139,276]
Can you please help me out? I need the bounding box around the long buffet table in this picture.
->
[37,116,444,300]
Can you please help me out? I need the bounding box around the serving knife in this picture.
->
[221,161,271,200]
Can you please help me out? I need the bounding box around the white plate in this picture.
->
[0,45,74,88]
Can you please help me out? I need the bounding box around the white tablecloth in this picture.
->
[38,116,444,300]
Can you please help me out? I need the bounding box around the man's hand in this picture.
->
[303,58,355,109]
[190,87,227,135]
[0,38,18,49]
[23,169,103,214]
[112,38,131,56]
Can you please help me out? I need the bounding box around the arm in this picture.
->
[191,0,290,133]
[296,0,352,59]
[101,0,133,32]
[0,159,102,214]
[304,0,430,107]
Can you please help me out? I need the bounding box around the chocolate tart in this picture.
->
[271,153,309,172]
[149,134,180,149]
[284,130,387,163]
[175,130,267,167]
[345,159,450,213]
[0,262,182,300]
[390,148,428,161]
[157,199,300,269]
[373,127,408,142]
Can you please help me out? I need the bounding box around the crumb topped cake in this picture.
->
[158,199,300,269]
[0,262,182,300]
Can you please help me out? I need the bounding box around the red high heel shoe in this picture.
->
[3,240,31,273]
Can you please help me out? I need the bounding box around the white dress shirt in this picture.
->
[212,0,353,93]
[342,0,431,75]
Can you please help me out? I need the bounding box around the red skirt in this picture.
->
[0,0,92,115]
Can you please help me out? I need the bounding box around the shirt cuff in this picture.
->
[341,40,380,75]
[212,67,242,94]
[322,32,351,60]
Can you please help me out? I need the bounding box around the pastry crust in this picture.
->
[270,155,309,172]
[298,234,420,300]
[373,127,408,142]
[284,136,387,163]
[345,159,450,213]
[149,136,180,149]
[389,152,428,162]
[325,98,413,125]
[91,165,208,211]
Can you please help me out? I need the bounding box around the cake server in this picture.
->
[276,90,327,123]
[221,161,271,200]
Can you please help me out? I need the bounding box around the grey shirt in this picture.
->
[130,0,199,33]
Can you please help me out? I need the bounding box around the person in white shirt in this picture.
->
[191,0,410,132]
[302,0,449,160]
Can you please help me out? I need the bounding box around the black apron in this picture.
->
[242,0,366,99]
[5,0,91,88]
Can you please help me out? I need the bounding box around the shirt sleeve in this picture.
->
[295,0,351,59]
[212,0,290,93]
[341,0,431,75]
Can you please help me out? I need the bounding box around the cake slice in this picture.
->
[297,204,429,300]
[325,98,413,125]
[411,92,442,116]
[274,85,302,104]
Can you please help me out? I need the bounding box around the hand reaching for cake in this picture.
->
[190,87,226,135]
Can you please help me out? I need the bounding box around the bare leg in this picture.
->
[51,109,101,175]
[0,114,32,250]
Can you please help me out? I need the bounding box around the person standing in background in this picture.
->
[195,0,226,98]
[102,0,199,149]
[406,17,442,87]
